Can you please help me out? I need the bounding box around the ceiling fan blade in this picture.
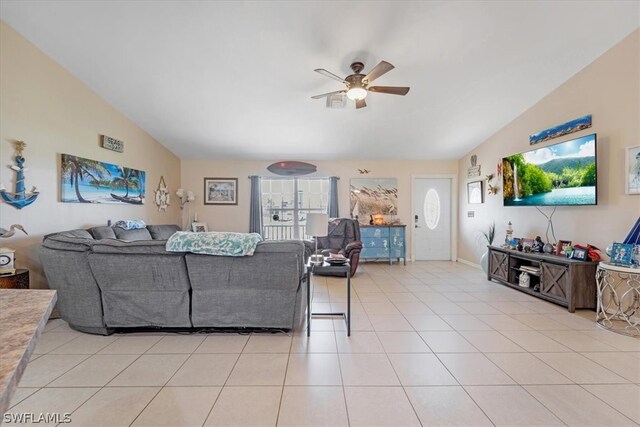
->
[368,86,410,96]
[314,68,347,84]
[363,61,394,84]
[355,99,367,109]
[311,89,346,99]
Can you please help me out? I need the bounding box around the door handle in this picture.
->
[414,214,419,228]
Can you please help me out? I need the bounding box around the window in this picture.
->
[261,177,330,240]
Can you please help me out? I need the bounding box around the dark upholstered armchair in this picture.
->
[305,218,363,277]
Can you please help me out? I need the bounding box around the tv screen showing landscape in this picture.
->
[502,134,597,206]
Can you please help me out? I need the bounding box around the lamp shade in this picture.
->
[306,213,328,237]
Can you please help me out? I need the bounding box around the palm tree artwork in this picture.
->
[110,167,144,204]
[61,154,145,204]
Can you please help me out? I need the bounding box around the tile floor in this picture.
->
[7,261,640,426]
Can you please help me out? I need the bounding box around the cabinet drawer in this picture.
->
[389,227,405,238]
[361,247,390,258]
[360,227,389,239]
[361,237,389,249]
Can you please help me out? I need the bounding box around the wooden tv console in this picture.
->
[487,246,598,312]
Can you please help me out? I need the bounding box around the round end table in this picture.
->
[0,268,30,289]
[596,262,640,337]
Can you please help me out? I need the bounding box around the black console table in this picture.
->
[487,246,598,312]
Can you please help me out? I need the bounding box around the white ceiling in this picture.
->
[1,1,638,160]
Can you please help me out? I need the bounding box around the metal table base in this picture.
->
[596,262,640,337]
[306,262,351,337]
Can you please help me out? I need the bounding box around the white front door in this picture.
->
[413,178,452,260]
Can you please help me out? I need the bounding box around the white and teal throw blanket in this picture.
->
[166,231,263,256]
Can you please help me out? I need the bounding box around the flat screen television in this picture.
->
[502,133,597,206]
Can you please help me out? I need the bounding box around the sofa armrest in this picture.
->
[344,240,363,256]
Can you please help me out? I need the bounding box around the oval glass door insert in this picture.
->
[424,188,440,230]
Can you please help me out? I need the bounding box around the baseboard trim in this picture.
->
[457,258,481,269]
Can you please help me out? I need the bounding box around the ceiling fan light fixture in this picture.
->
[346,86,367,101]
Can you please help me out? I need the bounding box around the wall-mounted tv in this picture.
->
[503,133,597,206]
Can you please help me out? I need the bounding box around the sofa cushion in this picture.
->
[41,234,95,252]
[92,239,173,255]
[55,229,94,240]
[147,224,181,240]
[90,226,117,240]
[113,227,153,241]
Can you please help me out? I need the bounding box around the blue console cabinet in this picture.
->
[360,225,406,265]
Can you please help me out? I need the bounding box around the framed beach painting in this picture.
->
[61,154,145,204]
[349,178,398,224]
[625,145,640,195]
[204,178,237,205]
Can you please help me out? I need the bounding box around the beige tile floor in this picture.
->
[7,261,640,426]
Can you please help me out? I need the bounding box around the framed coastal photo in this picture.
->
[204,178,237,205]
[191,222,208,232]
[625,145,640,195]
[611,242,633,266]
[467,180,484,204]
[571,247,588,261]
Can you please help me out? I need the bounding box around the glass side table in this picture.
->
[596,262,640,337]
[306,261,351,337]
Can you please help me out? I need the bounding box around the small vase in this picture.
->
[480,250,489,274]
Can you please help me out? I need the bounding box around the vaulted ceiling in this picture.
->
[1,1,638,160]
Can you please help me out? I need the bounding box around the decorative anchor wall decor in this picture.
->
[154,176,170,212]
[0,141,39,209]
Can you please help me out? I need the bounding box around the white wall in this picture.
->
[0,22,182,289]
[180,159,458,259]
[457,29,640,265]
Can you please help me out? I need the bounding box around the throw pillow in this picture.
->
[113,219,146,230]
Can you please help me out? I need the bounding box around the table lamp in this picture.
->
[306,213,328,265]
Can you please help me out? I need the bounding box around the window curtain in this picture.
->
[328,176,339,218]
[249,176,263,234]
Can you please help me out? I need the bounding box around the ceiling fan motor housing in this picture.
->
[350,62,365,74]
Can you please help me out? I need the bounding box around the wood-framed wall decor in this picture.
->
[204,177,238,205]
[625,145,640,195]
[101,135,124,153]
[556,240,572,256]
[467,180,484,204]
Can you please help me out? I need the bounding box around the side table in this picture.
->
[595,262,640,337]
[0,269,29,289]
[306,262,351,336]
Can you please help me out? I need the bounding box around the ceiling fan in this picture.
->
[311,60,410,109]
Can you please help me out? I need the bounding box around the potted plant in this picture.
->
[480,222,496,274]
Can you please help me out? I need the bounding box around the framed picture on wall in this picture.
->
[467,180,484,204]
[204,178,238,205]
[625,145,640,195]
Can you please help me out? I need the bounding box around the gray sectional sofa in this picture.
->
[40,225,307,335]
